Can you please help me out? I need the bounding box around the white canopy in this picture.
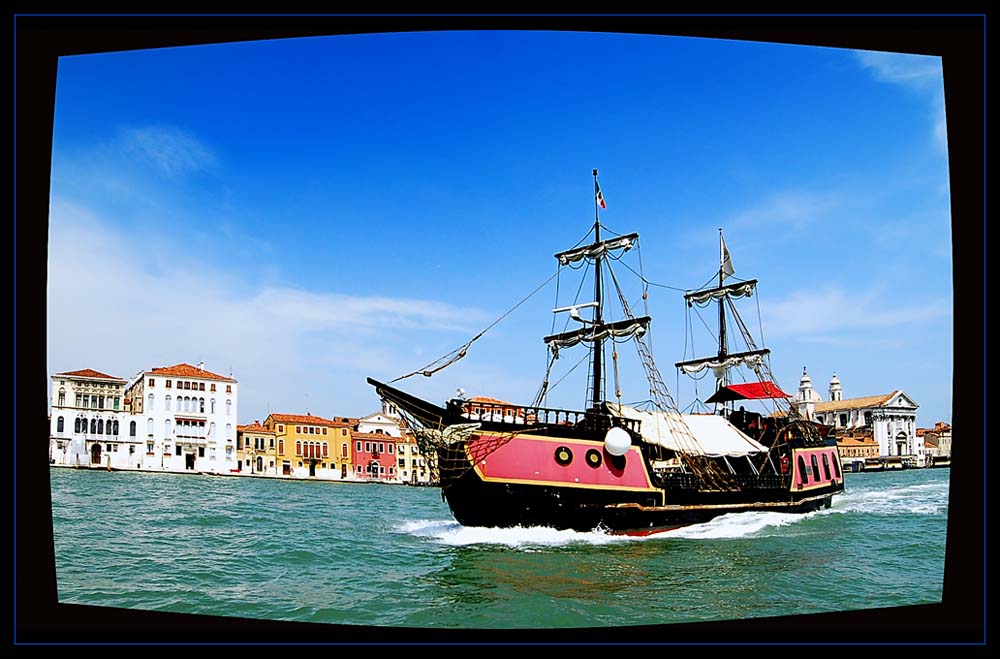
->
[607,404,768,458]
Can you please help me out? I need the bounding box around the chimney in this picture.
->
[197,360,205,371]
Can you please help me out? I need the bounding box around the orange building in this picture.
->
[263,413,354,479]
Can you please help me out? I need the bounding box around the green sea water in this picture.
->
[49,467,948,629]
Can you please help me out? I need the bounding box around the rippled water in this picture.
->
[50,467,948,628]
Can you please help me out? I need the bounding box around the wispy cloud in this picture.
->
[762,286,950,338]
[117,125,218,177]
[46,197,489,419]
[728,191,839,232]
[853,50,947,154]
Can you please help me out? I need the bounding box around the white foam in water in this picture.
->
[396,519,628,547]
[397,479,948,547]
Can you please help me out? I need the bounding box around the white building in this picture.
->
[123,362,238,473]
[791,368,921,463]
[49,369,133,468]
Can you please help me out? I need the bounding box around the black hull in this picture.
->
[441,465,836,535]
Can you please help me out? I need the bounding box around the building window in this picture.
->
[199,447,205,457]
[148,378,155,387]
[210,384,216,392]
[226,423,233,440]
[166,380,172,388]
[148,393,154,412]
[864,412,872,426]
[226,385,232,393]
[57,416,64,433]
[83,394,89,409]
[356,441,362,452]
[114,396,120,410]
[211,399,216,414]
[74,417,81,433]
[199,383,205,391]
[296,441,302,456]
[322,428,328,435]
[388,444,394,454]
[341,429,347,437]
[398,458,405,468]
[147,441,154,453]
[176,445,182,456]
[270,438,274,448]
[90,418,97,434]
[165,395,172,410]
[379,443,385,453]
[184,381,191,391]
[147,418,154,435]
[278,439,284,454]
[323,443,329,457]
[112,420,119,435]
[839,413,847,427]
[106,443,112,452]
[226,400,231,416]
[76,394,82,407]
[165,419,172,438]
[342,443,348,458]
[365,442,371,452]
[277,424,284,433]
[57,389,65,406]
[200,398,205,413]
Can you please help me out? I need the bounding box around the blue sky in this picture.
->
[46,30,952,426]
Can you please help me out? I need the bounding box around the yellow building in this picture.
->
[236,421,278,475]
[263,413,354,479]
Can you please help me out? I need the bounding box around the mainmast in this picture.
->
[591,169,604,409]
[717,228,728,393]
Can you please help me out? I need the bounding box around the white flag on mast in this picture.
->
[721,235,735,279]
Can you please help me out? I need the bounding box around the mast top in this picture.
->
[593,168,598,176]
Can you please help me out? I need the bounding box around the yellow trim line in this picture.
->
[605,492,833,512]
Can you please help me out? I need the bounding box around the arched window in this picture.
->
[200,398,205,413]
[58,388,66,407]
[148,393,154,412]
[211,399,216,414]
[90,418,97,434]
[811,454,821,481]
[226,423,232,440]
[112,420,119,436]
[147,418,154,436]
[98,418,105,434]
[226,399,232,416]
[821,453,832,480]
[57,416,64,433]
[165,395,172,411]
[797,455,808,482]
[165,419,172,438]
[130,420,136,437]
[831,454,842,478]
[342,443,348,458]
[839,413,848,427]
[296,440,302,456]
[74,417,81,433]
[323,443,329,458]
[209,422,216,439]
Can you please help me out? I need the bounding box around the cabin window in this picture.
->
[554,446,573,466]
[821,453,832,480]
[797,455,808,482]
[831,453,841,478]
[811,455,821,481]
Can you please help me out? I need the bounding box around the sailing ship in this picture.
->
[369,170,843,535]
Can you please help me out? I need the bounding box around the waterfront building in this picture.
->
[791,368,920,462]
[236,422,278,475]
[394,433,435,484]
[263,413,352,479]
[49,369,130,468]
[919,422,952,463]
[831,428,881,469]
[351,431,397,480]
[123,362,239,473]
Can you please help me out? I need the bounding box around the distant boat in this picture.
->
[369,171,844,535]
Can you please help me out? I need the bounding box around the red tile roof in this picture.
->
[468,396,516,406]
[56,368,124,381]
[237,422,274,434]
[267,413,351,427]
[814,392,896,412]
[149,363,236,382]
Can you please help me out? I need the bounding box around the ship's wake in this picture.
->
[396,479,947,547]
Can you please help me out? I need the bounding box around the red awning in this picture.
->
[705,381,791,404]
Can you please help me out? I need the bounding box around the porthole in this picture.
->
[586,449,603,469]
[554,446,573,466]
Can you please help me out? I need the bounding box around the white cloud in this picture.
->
[762,286,950,338]
[729,191,838,232]
[853,50,943,91]
[117,125,218,177]
[46,197,491,420]
[854,50,947,155]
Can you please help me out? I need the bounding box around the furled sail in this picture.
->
[554,233,639,266]
[606,403,768,457]
[674,348,770,375]
[684,279,757,306]
[543,316,651,349]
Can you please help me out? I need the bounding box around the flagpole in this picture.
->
[591,169,603,410]
[718,228,728,397]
